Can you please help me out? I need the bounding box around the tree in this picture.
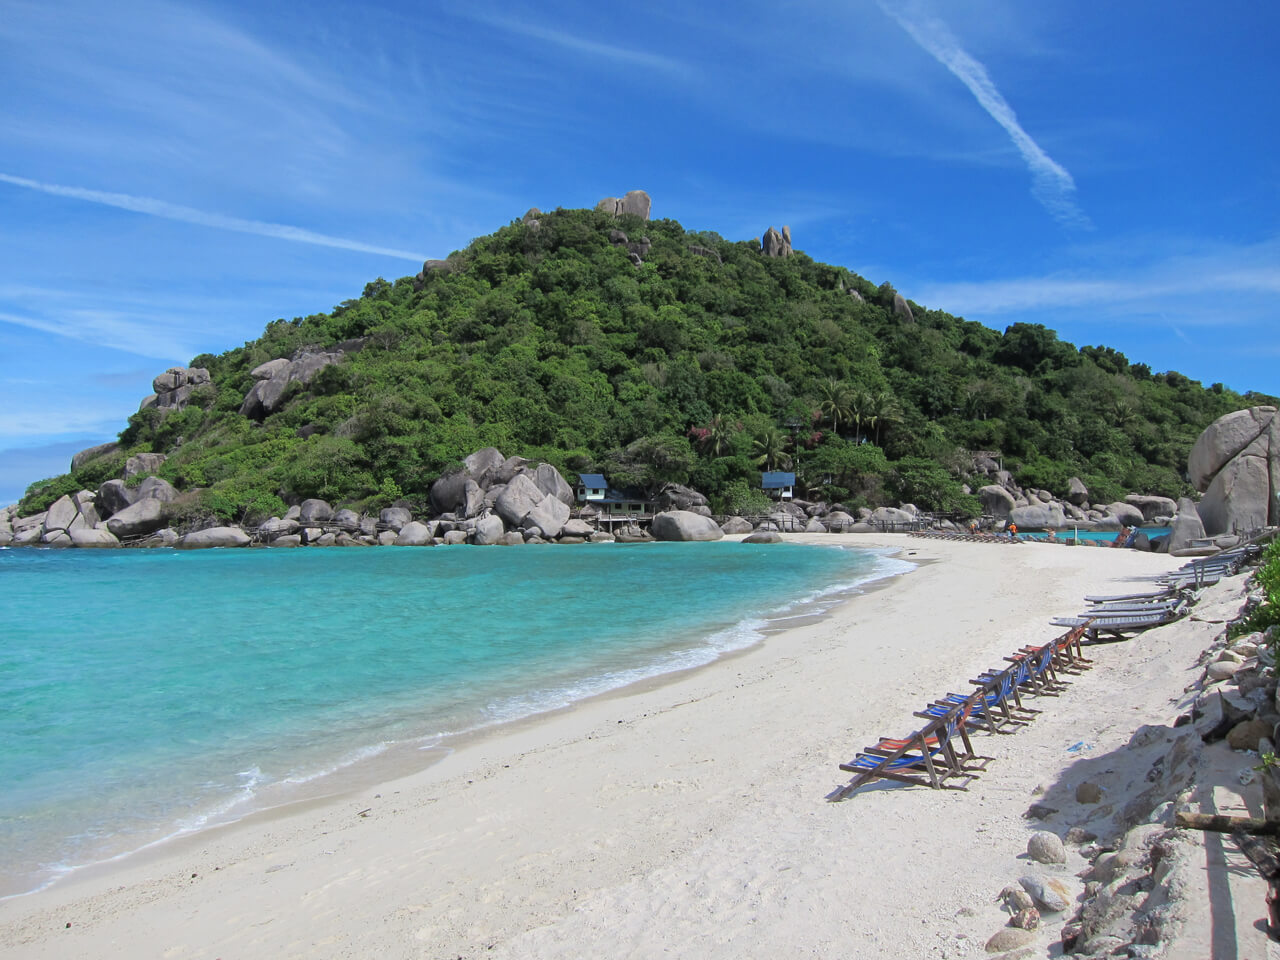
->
[864,389,902,446]
[816,379,854,435]
[752,426,792,470]
[690,414,739,457]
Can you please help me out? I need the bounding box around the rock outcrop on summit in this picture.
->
[761,226,793,257]
[1188,406,1280,535]
[596,190,651,220]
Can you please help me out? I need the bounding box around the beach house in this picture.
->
[576,474,657,529]
[761,471,795,500]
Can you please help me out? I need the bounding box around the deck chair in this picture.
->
[1083,598,1186,615]
[1046,623,1093,671]
[966,665,1038,726]
[1002,643,1065,696]
[835,700,981,797]
[914,695,994,770]
[980,661,1046,714]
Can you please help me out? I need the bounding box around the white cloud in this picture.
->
[878,0,1089,227]
[0,173,428,262]
[0,309,193,362]
[465,11,688,76]
[917,248,1280,318]
[0,405,125,439]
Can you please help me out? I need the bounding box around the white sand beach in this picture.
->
[0,534,1264,959]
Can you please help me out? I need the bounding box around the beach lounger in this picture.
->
[1082,598,1186,614]
[1083,590,1178,603]
[1050,609,1182,639]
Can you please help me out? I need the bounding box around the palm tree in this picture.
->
[1110,397,1138,430]
[850,388,873,441]
[696,415,738,457]
[816,379,854,435]
[865,389,902,446]
[752,426,792,471]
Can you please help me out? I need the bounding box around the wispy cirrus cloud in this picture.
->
[877,0,1089,228]
[0,309,194,362]
[464,11,688,76]
[918,253,1280,318]
[0,173,428,262]
[0,407,125,440]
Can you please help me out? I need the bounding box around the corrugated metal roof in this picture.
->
[761,471,796,488]
[577,474,607,487]
[601,488,652,504]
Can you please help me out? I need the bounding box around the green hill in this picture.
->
[19,205,1278,523]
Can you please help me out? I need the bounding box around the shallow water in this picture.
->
[1024,526,1171,543]
[0,540,907,896]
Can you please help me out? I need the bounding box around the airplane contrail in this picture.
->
[878,0,1090,228]
[0,172,428,261]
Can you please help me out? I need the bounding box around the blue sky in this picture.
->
[2,0,1277,504]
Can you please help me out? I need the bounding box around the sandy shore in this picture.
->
[0,534,1245,958]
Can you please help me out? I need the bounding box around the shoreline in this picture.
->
[0,538,906,901]
[0,533,1206,958]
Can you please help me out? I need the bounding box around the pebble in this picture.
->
[1226,717,1272,751]
[985,927,1036,953]
[1010,907,1040,930]
[1082,934,1127,956]
[1019,874,1071,912]
[1027,831,1067,864]
[999,885,1035,912]
[1207,660,1244,681]
[1024,802,1058,820]
[1065,827,1097,845]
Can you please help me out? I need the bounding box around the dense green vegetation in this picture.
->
[18,206,1277,522]
[1231,539,1280,640]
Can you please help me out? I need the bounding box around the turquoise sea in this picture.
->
[1022,526,1172,543]
[0,540,907,898]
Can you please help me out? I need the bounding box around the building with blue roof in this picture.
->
[577,474,607,501]
[575,473,658,526]
[761,471,795,499]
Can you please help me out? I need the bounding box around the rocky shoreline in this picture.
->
[4,404,1275,555]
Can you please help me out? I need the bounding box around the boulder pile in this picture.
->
[1189,406,1279,536]
[139,367,210,412]
[240,352,346,419]
[595,190,651,220]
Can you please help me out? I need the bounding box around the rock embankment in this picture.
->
[959,567,1274,958]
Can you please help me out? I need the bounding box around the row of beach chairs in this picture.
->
[833,624,1091,799]
[908,530,1023,545]
[1046,547,1256,637]
[1049,590,1191,638]
[1134,544,1258,588]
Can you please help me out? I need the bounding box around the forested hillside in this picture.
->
[20,206,1276,522]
